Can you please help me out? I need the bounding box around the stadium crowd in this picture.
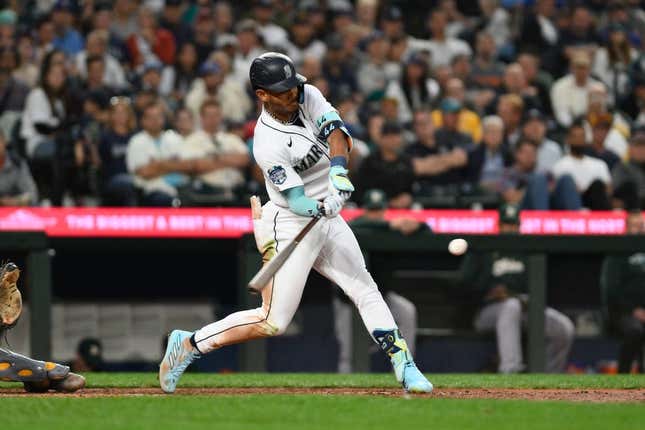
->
[0,0,644,211]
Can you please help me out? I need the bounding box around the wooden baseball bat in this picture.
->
[247,215,321,293]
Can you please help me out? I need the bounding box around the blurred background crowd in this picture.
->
[0,0,644,211]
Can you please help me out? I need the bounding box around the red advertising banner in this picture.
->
[0,207,628,237]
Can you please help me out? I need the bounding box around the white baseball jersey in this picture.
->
[252,84,344,208]
[192,83,398,357]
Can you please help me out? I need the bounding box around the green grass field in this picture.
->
[3,373,644,430]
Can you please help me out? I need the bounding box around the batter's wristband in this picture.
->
[330,156,348,169]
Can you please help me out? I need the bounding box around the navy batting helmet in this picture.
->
[249,52,307,93]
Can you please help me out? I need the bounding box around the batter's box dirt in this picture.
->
[0,387,644,402]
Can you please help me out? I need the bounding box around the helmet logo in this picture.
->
[283,64,292,79]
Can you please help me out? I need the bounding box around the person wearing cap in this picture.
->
[612,132,645,210]
[186,59,251,124]
[459,203,575,373]
[0,9,16,49]
[159,0,192,47]
[432,78,481,143]
[332,188,429,373]
[550,51,602,128]
[521,108,563,173]
[600,209,645,373]
[252,0,289,50]
[381,6,406,41]
[435,97,476,149]
[51,0,85,57]
[357,121,415,208]
[586,82,630,159]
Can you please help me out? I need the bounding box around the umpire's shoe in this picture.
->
[159,330,201,393]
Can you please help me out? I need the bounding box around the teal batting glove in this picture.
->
[329,165,355,193]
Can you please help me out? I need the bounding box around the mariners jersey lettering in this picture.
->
[253,84,342,209]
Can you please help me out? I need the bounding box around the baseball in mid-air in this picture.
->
[448,238,468,256]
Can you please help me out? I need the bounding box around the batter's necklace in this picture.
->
[266,108,299,125]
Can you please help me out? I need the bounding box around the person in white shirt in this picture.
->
[423,9,472,68]
[181,99,250,196]
[550,52,602,128]
[252,0,289,50]
[126,102,196,206]
[551,120,612,210]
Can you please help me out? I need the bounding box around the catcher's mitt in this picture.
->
[0,262,22,331]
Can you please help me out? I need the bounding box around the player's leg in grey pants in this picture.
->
[333,291,417,373]
[475,298,525,373]
[544,307,575,373]
[475,298,575,373]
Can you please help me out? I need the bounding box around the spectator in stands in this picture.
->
[0,47,30,133]
[253,0,288,50]
[75,30,127,91]
[593,24,638,104]
[186,60,251,124]
[433,80,482,143]
[587,83,629,160]
[497,139,581,210]
[232,19,265,85]
[51,0,85,58]
[460,203,575,373]
[517,51,554,116]
[473,115,512,192]
[0,9,15,50]
[406,109,470,200]
[192,8,216,66]
[322,34,359,106]
[518,0,560,74]
[357,121,414,208]
[357,31,391,101]
[587,113,621,171]
[90,1,129,66]
[521,109,563,173]
[285,11,326,67]
[14,34,39,88]
[470,32,504,93]
[174,107,194,140]
[424,9,471,68]
[333,188,429,373]
[34,16,56,66]
[126,7,176,69]
[385,54,439,126]
[550,51,602,129]
[434,98,475,150]
[98,96,137,206]
[559,5,599,61]
[0,130,38,206]
[496,94,524,148]
[126,101,195,207]
[159,0,192,47]
[474,0,511,51]
[600,210,645,373]
[551,120,612,210]
[499,63,542,112]
[213,1,235,39]
[613,132,645,211]
[159,42,198,105]
[622,73,645,127]
[180,99,249,201]
[111,0,138,42]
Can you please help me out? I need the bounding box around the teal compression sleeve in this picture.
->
[282,186,320,217]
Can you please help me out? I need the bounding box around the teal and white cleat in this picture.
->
[373,328,433,394]
[159,330,200,394]
[401,362,433,393]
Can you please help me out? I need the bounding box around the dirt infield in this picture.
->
[0,387,644,402]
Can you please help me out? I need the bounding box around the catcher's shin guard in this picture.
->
[0,347,69,382]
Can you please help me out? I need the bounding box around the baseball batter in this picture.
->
[159,53,432,394]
